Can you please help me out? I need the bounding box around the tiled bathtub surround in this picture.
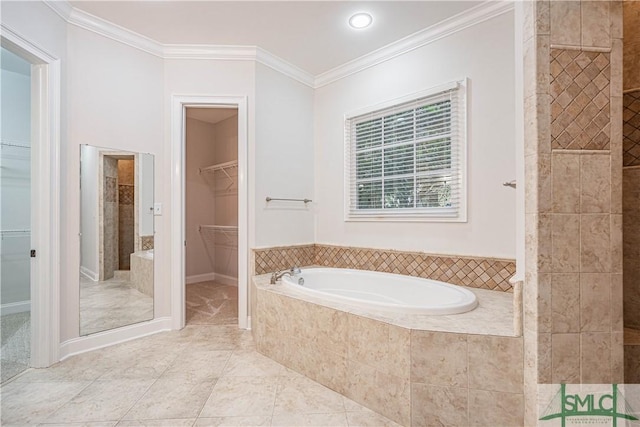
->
[523,1,623,424]
[140,235,154,250]
[254,244,516,292]
[252,275,523,426]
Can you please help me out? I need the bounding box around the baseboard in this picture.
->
[80,266,98,281]
[59,316,172,361]
[186,272,215,284]
[0,300,31,315]
[213,273,238,286]
[186,272,238,286]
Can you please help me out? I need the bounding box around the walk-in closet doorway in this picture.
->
[1,27,62,377]
[184,107,239,326]
[170,96,249,331]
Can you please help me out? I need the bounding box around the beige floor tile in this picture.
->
[116,420,195,427]
[343,397,368,412]
[123,379,216,420]
[186,327,247,352]
[194,416,272,426]
[47,379,154,423]
[39,423,118,427]
[270,412,348,426]
[0,380,90,425]
[273,376,345,415]
[161,350,231,382]
[98,351,179,380]
[222,350,288,377]
[346,410,403,427]
[199,376,279,418]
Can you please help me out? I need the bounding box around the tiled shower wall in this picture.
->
[102,157,118,280]
[254,244,516,292]
[623,0,640,383]
[117,159,134,270]
[523,1,623,424]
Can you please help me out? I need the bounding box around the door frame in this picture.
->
[170,95,249,330]
[1,25,61,367]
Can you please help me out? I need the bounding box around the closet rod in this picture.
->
[1,142,30,149]
[266,197,312,204]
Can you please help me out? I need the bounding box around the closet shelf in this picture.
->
[199,225,238,249]
[199,160,238,194]
[199,160,238,176]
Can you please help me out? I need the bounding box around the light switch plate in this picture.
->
[154,202,162,215]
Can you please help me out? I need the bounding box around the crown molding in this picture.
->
[42,0,513,90]
[69,5,164,57]
[163,44,257,61]
[313,1,515,88]
[43,0,73,22]
[255,47,315,88]
[162,44,315,87]
[41,0,315,86]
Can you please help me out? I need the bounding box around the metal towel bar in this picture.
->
[266,197,312,203]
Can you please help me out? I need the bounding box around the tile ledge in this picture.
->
[551,149,611,155]
[550,44,611,53]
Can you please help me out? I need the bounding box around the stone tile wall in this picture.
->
[523,1,623,424]
[622,0,640,382]
[623,91,640,166]
[140,236,154,250]
[253,244,516,292]
[253,284,524,426]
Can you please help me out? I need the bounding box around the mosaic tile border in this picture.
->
[253,244,516,292]
[550,48,611,150]
[254,244,315,275]
[623,90,640,167]
[140,236,154,250]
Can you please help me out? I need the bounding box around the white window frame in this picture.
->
[344,80,468,222]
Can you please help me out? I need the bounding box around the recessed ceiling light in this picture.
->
[349,13,373,29]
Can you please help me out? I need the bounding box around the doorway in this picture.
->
[1,28,61,375]
[1,47,32,382]
[185,108,239,325]
[170,96,249,331]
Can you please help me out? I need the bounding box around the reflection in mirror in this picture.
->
[79,145,154,336]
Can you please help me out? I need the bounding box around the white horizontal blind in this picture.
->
[345,84,464,220]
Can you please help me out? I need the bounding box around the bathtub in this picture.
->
[280,267,478,315]
[130,249,153,296]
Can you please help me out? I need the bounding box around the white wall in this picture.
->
[64,26,165,341]
[213,115,238,280]
[254,63,315,247]
[79,144,98,279]
[138,153,154,237]
[313,12,516,259]
[185,117,217,278]
[164,58,255,313]
[0,56,31,306]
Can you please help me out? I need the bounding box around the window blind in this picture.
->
[345,83,465,220]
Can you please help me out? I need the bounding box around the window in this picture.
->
[345,81,466,221]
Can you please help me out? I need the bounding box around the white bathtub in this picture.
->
[280,267,478,315]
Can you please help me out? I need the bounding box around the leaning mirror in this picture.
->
[79,144,154,336]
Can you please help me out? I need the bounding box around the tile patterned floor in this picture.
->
[1,311,30,383]
[80,276,153,335]
[0,325,400,426]
[186,281,239,326]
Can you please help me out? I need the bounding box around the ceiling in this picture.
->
[69,1,478,76]
[186,107,238,124]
